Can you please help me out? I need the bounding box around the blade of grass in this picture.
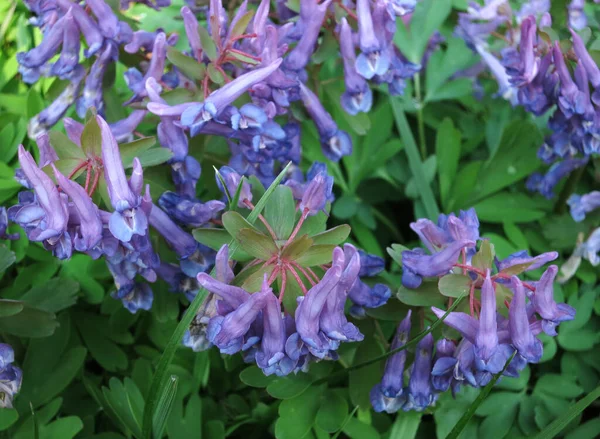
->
[446,351,517,439]
[141,162,292,439]
[390,99,440,220]
[152,375,178,439]
[531,385,600,439]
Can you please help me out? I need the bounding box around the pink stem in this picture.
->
[286,264,307,294]
[279,268,287,304]
[289,261,317,287]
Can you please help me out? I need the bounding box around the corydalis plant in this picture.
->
[373,208,574,412]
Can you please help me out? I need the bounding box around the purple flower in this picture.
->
[178,60,282,136]
[283,0,331,72]
[402,239,475,288]
[571,29,600,105]
[112,282,154,314]
[501,16,539,87]
[157,191,225,227]
[431,339,457,392]
[292,264,343,356]
[0,357,22,409]
[299,172,333,216]
[473,271,513,374]
[299,83,352,161]
[181,6,202,62]
[404,332,435,411]
[49,8,80,79]
[207,281,269,355]
[371,310,412,413]
[531,265,576,335]
[356,0,390,79]
[568,191,600,222]
[255,281,296,376]
[509,276,543,363]
[568,0,587,30]
[13,145,69,250]
[576,228,600,266]
[149,205,198,259]
[0,207,19,241]
[495,250,558,272]
[527,158,589,199]
[339,18,373,115]
[319,245,364,342]
[98,115,148,242]
[52,165,103,252]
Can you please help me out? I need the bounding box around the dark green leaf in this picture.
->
[315,391,348,433]
[397,281,446,307]
[0,244,16,272]
[436,118,461,210]
[120,137,157,167]
[20,278,79,312]
[239,366,277,388]
[275,385,324,439]
[438,274,471,298]
[166,46,205,81]
[267,375,314,400]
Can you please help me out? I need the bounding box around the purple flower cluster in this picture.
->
[0,344,22,409]
[4,115,224,313]
[372,209,574,412]
[189,243,373,376]
[456,3,600,221]
[18,0,174,139]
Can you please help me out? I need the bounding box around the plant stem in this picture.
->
[413,73,427,160]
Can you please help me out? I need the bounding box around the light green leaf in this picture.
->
[438,274,471,298]
[237,228,277,260]
[436,118,461,210]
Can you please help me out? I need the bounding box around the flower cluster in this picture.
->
[371,208,574,412]
[0,344,22,409]
[190,243,373,376]
[3,115,224,313]
[456,2,600,221]
[18,0,174,139]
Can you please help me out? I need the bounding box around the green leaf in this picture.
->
[295,244,336,267]
[0,408,18,431]
[474,192,547,223]
[0,244,16,272]
[166,46,205,81]
[436,118,461,210]
[228,10,254,40]
[470,121,543,203]
[39,416,83,439]
[532,385,600,439]
[315,391,348,433]
[565,418,600,439]
[475,391,522,416]
[349,328,385,409]
[472,240,495,271]
[152,375,178,439]
[535,374,584,400]
[391,99,439,220]
[389,412,422,439]
[48,131,86,161]
[198,26,217,61]
[263,185,296,240]
[397,281,446,307]
[281,234,314,260]
[26,347,87,408]
[20,278,79,312]
[310,225,351,246]
[332,195,359,219]
[446,352,517,439]
[387,243,409,266]
[342,417,380,439]
[267,374,314,400]
[141,162,292,439]
[393,0,452,64]
[207,63,225,84]
[75,313,128,372]
[136,147,173,168]
[0,303,58,338]
[500,261,534,276]
[80,113,102,156]
[438,274,471,298]
[239,366,277,388]
[275,385,325,439]
[191,228,252,261]
[120,137,157,167]
[0,300,24,317]
[103,378,144,438]
[237,228,277,260]
[222,211,259,239]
